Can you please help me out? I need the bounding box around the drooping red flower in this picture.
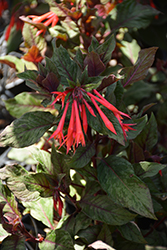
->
[48,86,135,153]
[27,11,59,36]
[5,14,24,41]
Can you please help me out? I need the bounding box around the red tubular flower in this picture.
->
[49,86,135,153]
[27,11,59,36]
[48,101,69,144]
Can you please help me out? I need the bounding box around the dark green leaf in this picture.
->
[0,111,55,148]
[77,225,101,245]
[121,47,158,87]
[0,235,26,250]
[97,156,156,219]
[97,224,113,246]
[39,229,74,250]
[68,143,95,169]
[110,0,160,31]
[22,197,54,229]
[80,181,136,225]
[88,36,99,53]
[96,75,117,92]
[51,43,81,85]
[117,221,146,243]
[74,212,92,235]
[126,115,148,140]
[96,34,116,65]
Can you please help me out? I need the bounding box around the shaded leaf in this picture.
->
[68,143,95,169]
[97,224,113,246]
[97,156,156,219]
[121,47,158,87]
[23,197,54,229]
[117,221,146,243]
[110,0,160,31]
[0,111,55,148]
[0,235,26,250]
[96,74,118,92]
[126,115,148,140]
[135,113,158,151]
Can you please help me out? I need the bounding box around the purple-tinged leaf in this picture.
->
[117,221,146,244]
[84,52,105,77]
[23,173,55,197]
[38,72,59,93]
[68,143,95,169]
[0,181,21,219]
[39,229,74,250]
[0,235,25,250]
[97,224,113,246]
[97,74,117,92]
[23,197,54,229]
[0,111,55,148]
[121,47,158,87]
[97,156,156,219]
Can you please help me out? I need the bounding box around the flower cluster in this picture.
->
[27,11,59,36]
[49,87,135,153]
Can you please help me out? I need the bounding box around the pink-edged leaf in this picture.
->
[84,51,105,77]
[22,197,54,229]
[121,47,158,87]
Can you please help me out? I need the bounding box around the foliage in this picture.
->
[0,0,167,249]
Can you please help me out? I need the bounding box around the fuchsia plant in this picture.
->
[1,0,167,250]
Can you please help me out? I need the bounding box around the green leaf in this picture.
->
[0,164,39,202]
[120,47,158,87]
[4,92,54,118]
[134,161,167,179]
[68,143,95,169]
[0,235,26,250]
[109,0,160,31]
[97,156,156,219]
[135,113,158,151]
[51,43,81,85]
[96,34,116,65]
[117,221,146,244]
[88,36,100,53]
[74,212,92,235]
[0,224,11,242]
[77,225,101,245]
[39,229,74,250]
[80,181,136,225]
[0,111,55,148]
[126,115,148,140]
[120,39,141,65]
[22,197,54,229]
